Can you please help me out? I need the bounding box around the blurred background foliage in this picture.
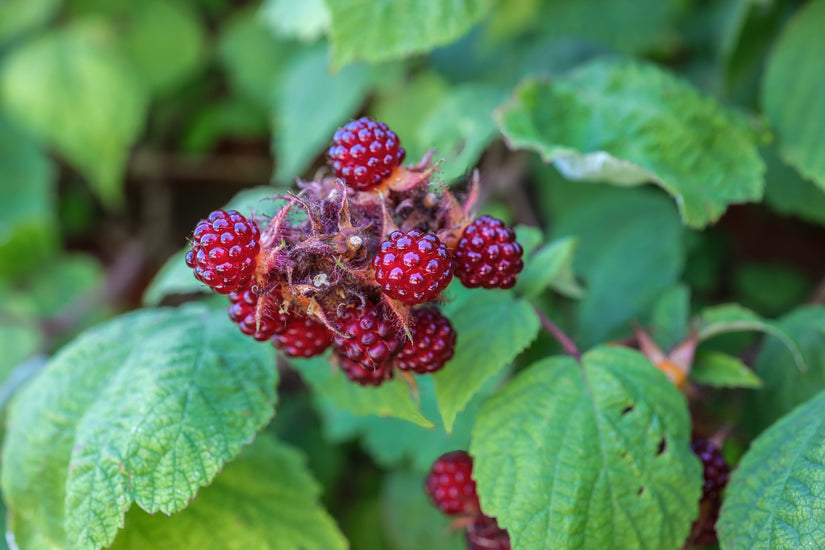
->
[0,0,823,547]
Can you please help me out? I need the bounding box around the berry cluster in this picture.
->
[185,117,523,385]
[426,451,511,550]
[687,438,730,547]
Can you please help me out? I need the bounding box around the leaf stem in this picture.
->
[534,307,581,361]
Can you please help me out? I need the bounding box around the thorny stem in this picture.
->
[534,307,581,361]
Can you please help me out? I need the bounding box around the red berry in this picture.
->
[185,210,260,294]
[395,307,456,374]
[466,515,512,550]
[328,117,406,191]
[272,315,332,358]
[332,301,405,369]
[228,286,288,341]
[338,356,393,386]
[455,216,524,289]
[690,499,721,547]
[372,230,454,305]
[691,439,730,501]
[425,450,480,516]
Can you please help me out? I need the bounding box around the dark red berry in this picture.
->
[372,230,454,305]
[455,216,524,290]
[185,209,260,294]
[328,117,406,191]
[272,315,332,358]
[332,301,405,369]
[690,499,721,547]
[691,439,730,501]
[338,356,393,386]
[395,307,456,374]
[425,450,480,516]
[228,286,288,341]
[466,515,512,550]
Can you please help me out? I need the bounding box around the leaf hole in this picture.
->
[637,486,645,496]
[656,437,667,456]
[621,405,635,416]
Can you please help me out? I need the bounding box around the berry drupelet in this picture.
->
[395,307,456,374]
[425,450,480,516]
[332,301,405,370]
[328,117,406,191]
[455,215,524,289]
[372,230,454,305]
[185,209,260,294]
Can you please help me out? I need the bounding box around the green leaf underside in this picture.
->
[296,355,433,428]
[719,390,825,549]
[1,306,277,550]
[470,346,702,550]
[326,0,493,67]
[496,60,764,228]
[434,290,540,431]
[110,435,346,550]
[516,236,584,299]
[691,350,763,389]
[650,284,690,352]
[747,306,825,433]
[0,21,147,207]
[697,303,806,371]
[260,0,330,42]
[763,145,825,227]
[762,0,825,188]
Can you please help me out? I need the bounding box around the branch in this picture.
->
[534,307,581,361]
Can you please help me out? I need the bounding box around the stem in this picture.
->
[534,307,581,361]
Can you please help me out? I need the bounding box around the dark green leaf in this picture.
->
[691,350,763,389]
[763,145,825,226]
[649,284,690,351]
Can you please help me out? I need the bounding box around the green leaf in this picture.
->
[326,0,493,67]
[318,370,505,472]
[733,262,812,316]
[0,116,57,279]
[719,389,825,549]
[1,305,277,550]
[110,435,346,550]
[275,44,375,181]
[649,284,690,351]
[434,290,539,431]
[747,306,825,433]
[0,0,60,45]
[382,470,465,550]
[514,225,543,257]
[690,350,763,389]
[516,236,583,299]
[0,21,148,208]
[763,145,825,226]
[143,187,281,306]
[470,346,702,550]
[762,0,825,188]
[24,254,104,317]
[416,84,505,182]
[551,187,685,346]
[296,355,433,428]
[260,0,330,42]
[697,303,805,371]
[119,0,207,95]
[497,60,765,228]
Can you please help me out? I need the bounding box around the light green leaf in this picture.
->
[0,0,60,45]
[110,435,346,550]
[382,470,465,550]
[697,303,805,371]
[119,0,207,95]
[762,0,825,188]
[471,346,701,550]
[417,84,505,182]
[296,355,433,428]
[260,0,330,42]
[1,305,277,550]
[326,0,493,67]
[0,116,56,279]
[516,236,583,299]
[747,306,825,433]
[497,60,765,227]
[649,284,690,351]
[551,187,685,346]
[691,350,763,389]
[275,44,375,181]
[434,290,539,431]
[143,187,281,306]
[0,21,148,208]
[719,389,825,549]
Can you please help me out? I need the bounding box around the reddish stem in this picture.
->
[534,307,581,361]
